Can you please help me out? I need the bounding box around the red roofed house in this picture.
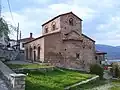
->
[19,33,34,50]
[95,50,107,64]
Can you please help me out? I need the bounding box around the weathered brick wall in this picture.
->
[81,35,96,71]
[42,17,61,35]
[44,32,95,71]
[44,32,63,63]
[60,13,82,37]
[24,12,96,71]
[24,37,44,62]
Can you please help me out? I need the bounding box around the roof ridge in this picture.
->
[42,12,82,26]
[82,33,95,42]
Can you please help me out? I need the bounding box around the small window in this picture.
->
[95,56,97,60]
[59,52,61,55]
[69,18,73,26]
[34,46,36,49]
[83,45,85,49]
[76,53,79,59]
[89,46,92,49]
[52,24,56,30]
[45,28,48,33]
[22,43,24,47]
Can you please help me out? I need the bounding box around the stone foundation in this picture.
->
[10,74,26,90]
[0,61,26,90]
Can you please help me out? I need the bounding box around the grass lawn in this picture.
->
[6,63,53,69]
[25,68,95,90]
[109,80,120,90]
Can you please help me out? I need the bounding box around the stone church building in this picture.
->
[24,12,96,71]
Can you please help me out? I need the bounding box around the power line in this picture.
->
[7,0,16,26]
[0,0,1,18]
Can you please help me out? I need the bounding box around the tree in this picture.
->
[0,18,9,37]
[0,18,16,41]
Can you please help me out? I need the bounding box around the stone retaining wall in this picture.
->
[10,74,26,90]
[12,67,55,73]
[0,61,26,90]
[0,49,19,61]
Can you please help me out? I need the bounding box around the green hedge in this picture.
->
[90,64,104,79]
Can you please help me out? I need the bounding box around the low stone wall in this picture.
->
[0,61,26,90]
[12,67,55,73]
[10,74,26,90]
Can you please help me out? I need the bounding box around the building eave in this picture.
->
[82,34,95,42]
[42,12,82,26]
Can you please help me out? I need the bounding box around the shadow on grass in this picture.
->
[26,80,62,90]
[24,69,66,76]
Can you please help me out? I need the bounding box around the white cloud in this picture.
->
[3,11,41,39]
[2,0,120,46]
[94,15,120,46]
[49,3,96,20]
[2,1,96,40]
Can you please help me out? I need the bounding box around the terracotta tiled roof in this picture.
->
[96,50,107,54]
[82,34,95,42]
[42,12,82,26]
[62,38,83,41]
[19,38,34,42]
[24,31,60,44]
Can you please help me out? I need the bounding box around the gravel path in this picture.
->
[87,83,113,90]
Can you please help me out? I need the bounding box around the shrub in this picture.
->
[112,63,120,78]
[90,64,104,79]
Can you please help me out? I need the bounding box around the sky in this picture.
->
[1,0,120,46]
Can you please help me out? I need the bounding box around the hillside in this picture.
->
[95,44,120,59]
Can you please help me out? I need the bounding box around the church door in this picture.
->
[34,51,36,61]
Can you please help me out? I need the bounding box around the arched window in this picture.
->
[45,27,48,33]
[52,24,56,30]
[52,22,56,31]
[76,53,80,59]
[37,46,40,59]
[69,18,73,26]
[34,46,36,49]
[29,47,33,60]
[26,48,28,60]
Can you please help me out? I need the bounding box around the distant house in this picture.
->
[9,39,17,47]
[18,33,34,50]
[9,33,34,50]
[95,50,107,64]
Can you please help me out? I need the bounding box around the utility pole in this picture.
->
[17,23,19,50]
[17,23,19,43]
[19,30,21,40]
[19,30,21,51]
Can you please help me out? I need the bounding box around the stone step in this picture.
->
[0,78,8,90]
